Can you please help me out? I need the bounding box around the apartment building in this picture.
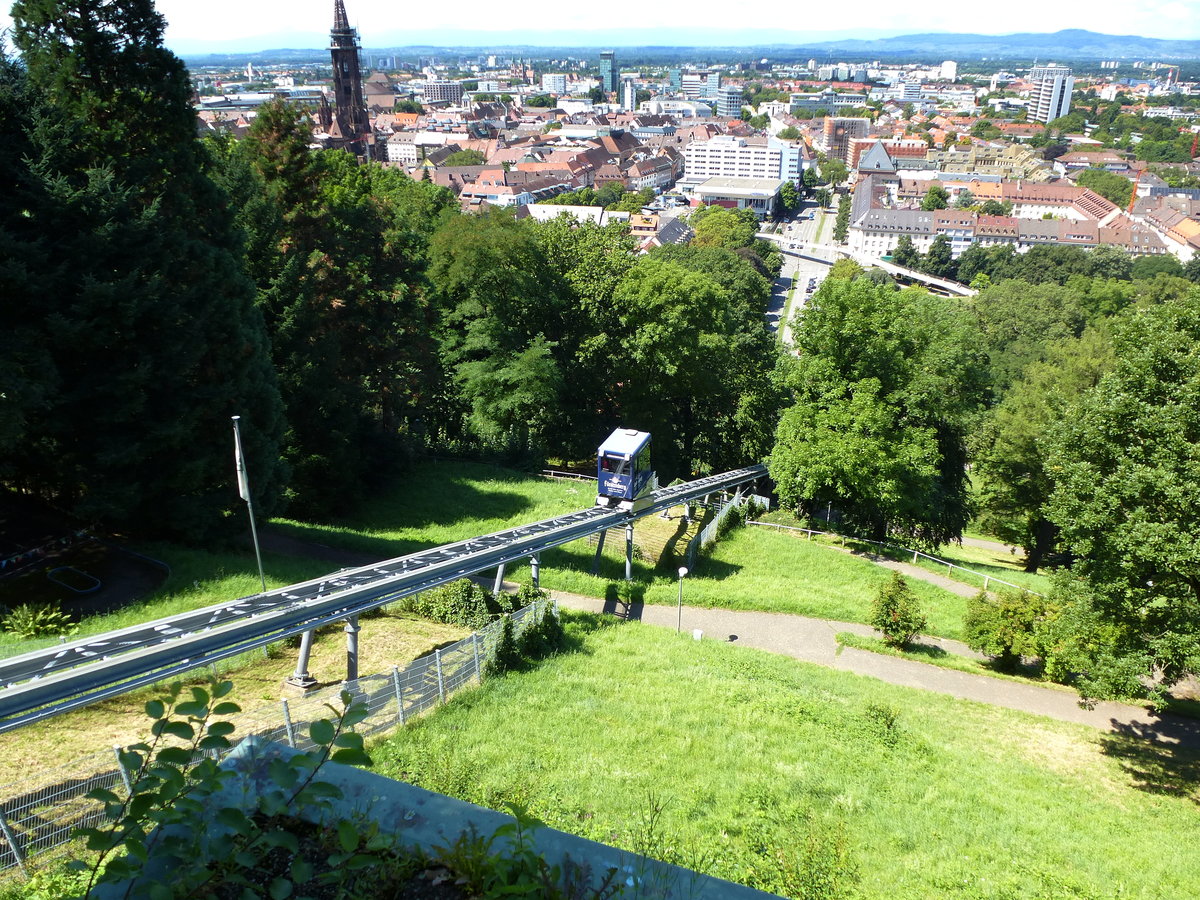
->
[1028,64,1073,123]
[683,134,803,183]
[716,85,744,118]
[423,80,464,104]
[541,73,567,94]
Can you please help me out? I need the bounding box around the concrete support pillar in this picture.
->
[493,563,506,596]
[592,530,607,574]
[530,554,540,589]
[286,630,317,690]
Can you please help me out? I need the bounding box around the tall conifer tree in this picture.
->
[0,55,56,466]
[9,0,286,539]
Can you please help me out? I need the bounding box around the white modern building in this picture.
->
[423,80,465,104]
[716,84,744,118]
[683,134,804,184]
[1028,64,1073,123]
[621,76,637,112]
[541,73,567,94]
[681,176,787,219]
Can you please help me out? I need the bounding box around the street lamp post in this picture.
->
[676,566,688,633]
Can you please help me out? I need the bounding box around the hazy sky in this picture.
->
[155,0,1200,44]
[3,0,1199,51]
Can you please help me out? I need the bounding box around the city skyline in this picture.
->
[3,1,1200,55]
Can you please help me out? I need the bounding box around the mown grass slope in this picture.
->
[371,615,1200,900]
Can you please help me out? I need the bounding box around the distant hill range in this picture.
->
[802,29,1200,60]
[177,28,1200,63]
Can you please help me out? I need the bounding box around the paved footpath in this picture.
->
[550,591,1200,749]
[258,529,1200,749]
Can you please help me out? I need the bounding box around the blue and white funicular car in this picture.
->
[596,428,655,511]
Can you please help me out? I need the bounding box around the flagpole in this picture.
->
[232,416,267,594]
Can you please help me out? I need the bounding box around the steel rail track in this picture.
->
[0,465,766,732]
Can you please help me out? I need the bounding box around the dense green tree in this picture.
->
[778,126,801,140]
[827,258,865,281]
[971,280,1089,394]
[593,180,627,209]
[1010,244,1090,285]
[820,158,849,186]
[1185,255,1200,284]
[920,234,956,279]
[1076,168,1133,208]
[394,99,424,114]
[973,328,1114,570]
[891,235,919,269]
[920,185,950,211]
[430,207,568,458]
[833,194,851,243]
[1086,244,1133,281]
[954,189,975,209]
[611,256,782,478]
[814,188,832,208]
[1130,254,1184,281]
[690,205,759,250]
[525,94,556,107]
[1045,293,1200,701]
[8,0,286,539]
[770,279,988,548]
[529,217,637,457]
[610,187,656,213]
[0,56,55,466]
[778,180,801,214]
[802,168,820,189]
[977,199,1013,216]
[227,101,453,513]
[1133,139,1191,163]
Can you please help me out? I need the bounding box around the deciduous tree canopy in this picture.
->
[770,278,988,548]
[1045,293,1200,699]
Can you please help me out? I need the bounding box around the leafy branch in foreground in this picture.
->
[76,679,374,898]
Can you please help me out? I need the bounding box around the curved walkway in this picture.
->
[551,591,1200,749]
[257,529,1199,749]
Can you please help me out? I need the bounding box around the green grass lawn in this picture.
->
[371,615,1200,900]
[0,462,969,660]
[535,525,968,639]
[0,546,331,657]
[269,461,592,558]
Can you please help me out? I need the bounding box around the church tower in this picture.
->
[329,0,371,156]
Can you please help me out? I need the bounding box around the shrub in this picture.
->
[487,615,523,676]
[963,588,1054,670]
[517,606,567,660]
[408,579,493,629]
[1,603,76,639]
[868,573,927,647]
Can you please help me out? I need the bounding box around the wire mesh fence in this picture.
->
[685,492,770,571]
[0,598,552,877]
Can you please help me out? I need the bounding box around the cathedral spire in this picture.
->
[328,0,371,157]
[333,0,350,34]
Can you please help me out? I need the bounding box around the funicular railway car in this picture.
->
[596,429,655,511]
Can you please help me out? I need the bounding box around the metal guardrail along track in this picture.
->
[0,465,766,732]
